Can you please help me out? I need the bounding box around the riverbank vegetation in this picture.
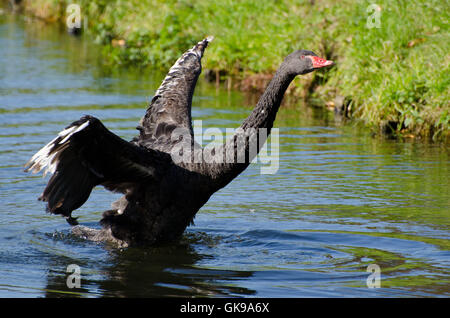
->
[8,0,450,141]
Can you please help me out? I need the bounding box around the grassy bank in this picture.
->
[8,0,450,141]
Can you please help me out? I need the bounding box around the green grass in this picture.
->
[14,0,450,140]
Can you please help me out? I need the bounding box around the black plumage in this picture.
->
[25,38,333,246]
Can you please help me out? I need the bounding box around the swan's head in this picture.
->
[283,50,334,75]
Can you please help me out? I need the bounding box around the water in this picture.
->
[0,11,449,298]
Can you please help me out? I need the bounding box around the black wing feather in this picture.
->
[25,115,171,222]
[137,37,213,145]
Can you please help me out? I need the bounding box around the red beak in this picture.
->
[309,56,334,68]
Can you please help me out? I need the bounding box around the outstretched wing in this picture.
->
[137,36,213,145]
[25,115,171,224]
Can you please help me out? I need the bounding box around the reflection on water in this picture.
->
[39,230,255,297]
[0,10,449,297]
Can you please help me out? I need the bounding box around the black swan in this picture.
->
[25,37,333,246]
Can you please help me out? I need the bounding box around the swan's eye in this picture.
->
[300,55,305,60]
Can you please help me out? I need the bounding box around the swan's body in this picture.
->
[25,37,333,246]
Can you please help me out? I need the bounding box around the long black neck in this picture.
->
[208,65,295,188]
[241,66,295,132]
